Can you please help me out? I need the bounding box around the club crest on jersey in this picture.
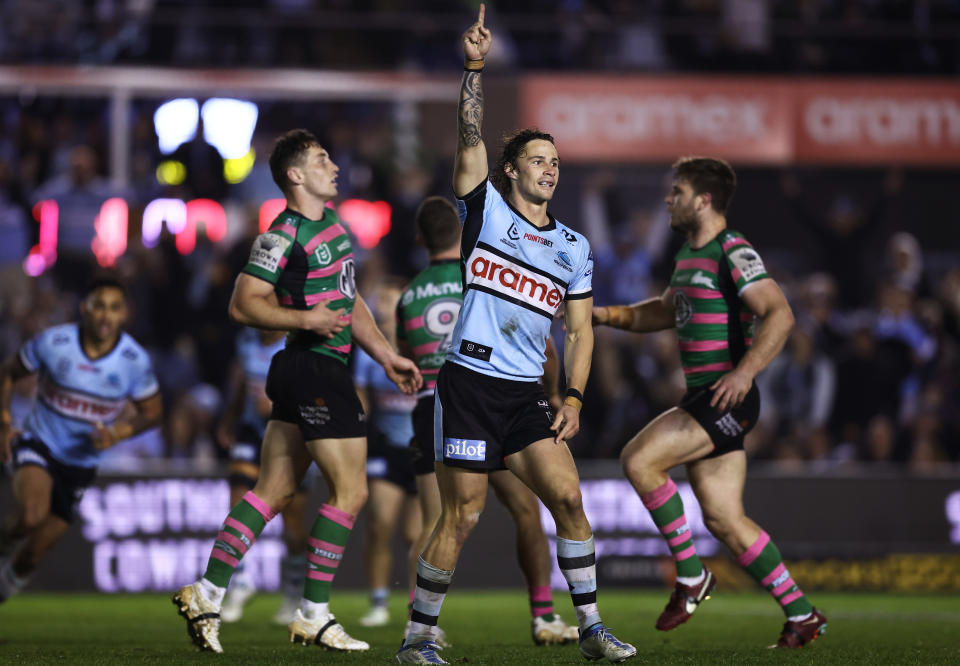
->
[554,251,573,272]
[315,242,333,266]
[673,290,694,328]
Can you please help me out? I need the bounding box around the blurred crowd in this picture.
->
[0,1,958,75]
[1,81,960,474]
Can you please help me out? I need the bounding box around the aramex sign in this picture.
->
[520,76,960,165]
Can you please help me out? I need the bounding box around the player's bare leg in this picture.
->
[489,469,578,644]
[507,439,636,662]
[621,408,717,631]
[688,452,825,647]
[402,465,488,654]
[286,436,369,651]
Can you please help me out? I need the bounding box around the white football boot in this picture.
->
[172,581,223,653]
[288,608,369,651]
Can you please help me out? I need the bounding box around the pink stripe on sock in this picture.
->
[308,551,341,569]
[673,545,697,561]
[659,516,687,536]
[641,478,677,511]
[223,517,255,542]
[309,537,345,555]
[778,589,803,607]
[242,491,277,522]
[529,586,552,604]
[319,504,356,529]
[667,532,692,548]
[761,562,787,588]
[532,606,553,618]
[409,587,416,604]
[737,530,771,567]
[772,578,796,598]
[307,570,335,582]
[211,548,239,568]
[216,531,249,555]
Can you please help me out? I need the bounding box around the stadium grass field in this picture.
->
[1,589,957,664]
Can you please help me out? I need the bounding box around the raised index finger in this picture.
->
[478,3,485,27]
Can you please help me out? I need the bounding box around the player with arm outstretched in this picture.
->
[0,277,162,604]
[172,129,421,654]
[594,156,826,649]
[396,7,635,664]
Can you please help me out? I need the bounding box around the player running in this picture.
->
[593,157,827,649]
[398,196,578,647]
[172,129,421,654]
[396,6,635,663]
[215,327,309,625]
[0,277,162,603]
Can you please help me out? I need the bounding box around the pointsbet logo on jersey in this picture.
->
[444,438,486,461]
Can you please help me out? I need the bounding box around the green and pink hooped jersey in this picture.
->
[669,229,769,388]
[242,207,357,364]
[395,259,463,396]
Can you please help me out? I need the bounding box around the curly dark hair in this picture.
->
[672,156,737,214]
[490,128,556,197]
[269,129,319,194]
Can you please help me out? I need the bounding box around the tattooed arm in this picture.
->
[453,4,492,197]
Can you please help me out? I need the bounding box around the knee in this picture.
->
[446,507,482,544]
[702,510,736,542]
[620,441,647,483]
[17,506,49,533]
[550,487,584,520]
[342,484,368,515]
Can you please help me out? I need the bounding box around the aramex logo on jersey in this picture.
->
[467,246,565,317]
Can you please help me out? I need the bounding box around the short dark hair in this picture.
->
[270,129,319,194]
[85,274,126,299]
[491,128,556,197]
[672,156,737,214]
[415,196,460,253]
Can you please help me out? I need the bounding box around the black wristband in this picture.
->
[565,388,584,402]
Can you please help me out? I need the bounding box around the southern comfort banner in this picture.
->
[519,76,960,165]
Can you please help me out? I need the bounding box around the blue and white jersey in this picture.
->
[353,347,416,447]
[452,180,593,380]
[19,323,159,469]
[236,328,286,440]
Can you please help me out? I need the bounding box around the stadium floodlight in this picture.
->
[201,98,259,160]
[153,98,200,155]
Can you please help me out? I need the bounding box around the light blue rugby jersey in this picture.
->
[19,323,159,468]
[236,328,286,441]
[452,180,593,380]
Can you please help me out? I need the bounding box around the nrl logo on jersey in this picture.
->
[315,243,333,266]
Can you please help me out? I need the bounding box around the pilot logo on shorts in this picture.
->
[673,290,694,328]
[444,438,486,461]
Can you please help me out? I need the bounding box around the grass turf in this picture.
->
[1,589,958,664]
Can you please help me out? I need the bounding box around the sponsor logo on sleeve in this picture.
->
[249,232,291,274]
[444,438,487,462]
[729,246,766,281]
